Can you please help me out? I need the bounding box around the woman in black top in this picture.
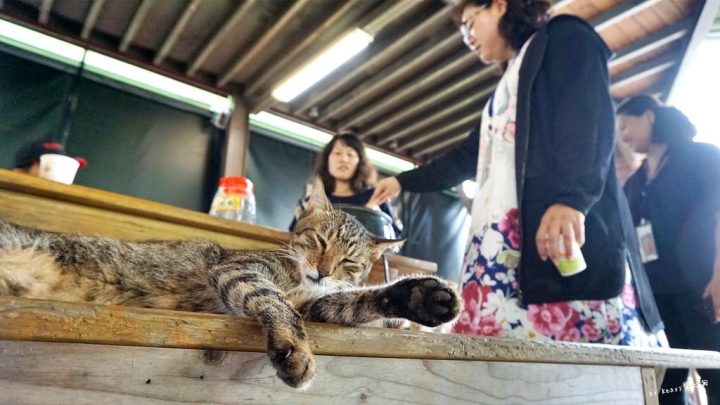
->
[289,134,400,236]
[619,94,720,404]
[369,0,662,344]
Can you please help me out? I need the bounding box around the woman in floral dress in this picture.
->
[370,0,664,346]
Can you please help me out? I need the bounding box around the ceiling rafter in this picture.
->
[217,0,318,87]
[185,0,253,76]
[357,66,499,139]
[366,62,497,145]
[416,131,468,158]
[610,49,680,90]
[395,89,493,152]
[318,32,464,125]
[38,0,53,24]
[609,18,692,68]
[80,0,105,40]
[341,53,484,132]
[154,0,202,66]
[591,0,663,32]
[292,6,455,116]
[119,0,153,53]
[409,111,484,156]
[244,0,381,112]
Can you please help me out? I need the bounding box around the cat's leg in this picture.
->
[209,263,316,389]
[296,276,462,328]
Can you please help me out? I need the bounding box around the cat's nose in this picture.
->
[317,265,330,279]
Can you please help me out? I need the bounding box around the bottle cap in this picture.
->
[221,176,254,193]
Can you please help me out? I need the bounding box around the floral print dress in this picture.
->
[451,39,660,347]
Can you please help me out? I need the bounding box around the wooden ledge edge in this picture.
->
[1,297,720,369]
[0,170,291,245]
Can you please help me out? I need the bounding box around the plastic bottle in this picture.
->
[209,176,256,224]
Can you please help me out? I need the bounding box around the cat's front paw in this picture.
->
[389,277,462,327]
[267,331,316,389]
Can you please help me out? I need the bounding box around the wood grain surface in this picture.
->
[1,297,720,370]
[0,340,647,405]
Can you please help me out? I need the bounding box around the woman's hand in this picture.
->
[368,177,402,206]
[536,204,585,267]
[704,272,720,323]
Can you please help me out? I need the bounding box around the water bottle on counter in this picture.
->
[209,176,256,224]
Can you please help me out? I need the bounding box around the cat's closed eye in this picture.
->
[315,235,327,251]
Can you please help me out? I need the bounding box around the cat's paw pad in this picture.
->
[405,278,462,327]
[267,333,316,389]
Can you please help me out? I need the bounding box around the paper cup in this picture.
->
[39,153,80,185]
[557,236,587,277]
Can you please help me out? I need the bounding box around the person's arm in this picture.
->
[543,19,614,213]
[535,18,614,263]
[369,127,480,206]
[396,126,480,193]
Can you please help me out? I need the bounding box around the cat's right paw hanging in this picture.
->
[267,333,317,389]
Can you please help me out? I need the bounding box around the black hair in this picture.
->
[315,134,377,194]
[454,0,552,50]
[616,94,696,145]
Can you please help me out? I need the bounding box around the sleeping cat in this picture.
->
[0,177,461,389]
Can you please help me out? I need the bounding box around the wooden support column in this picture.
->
[223,95,250,177]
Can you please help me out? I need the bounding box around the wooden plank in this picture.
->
[0,340,646,405]
[0,188,279,250]
[642,367,660,405]
[2,297,720,369]
[0,169,290,245]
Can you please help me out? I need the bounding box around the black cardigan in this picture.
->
[397,16,662,333]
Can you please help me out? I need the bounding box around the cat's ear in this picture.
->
[307,176,332,212]
[370,237,406,262]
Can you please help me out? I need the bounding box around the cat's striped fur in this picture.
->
[0,178,461,388]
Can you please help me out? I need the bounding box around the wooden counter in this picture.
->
[0,169,436,283]
[1,169,719,404]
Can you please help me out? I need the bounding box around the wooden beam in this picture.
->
[224,96,250,177]
[80,0,106,40]
[243,1,364,103]
[390,90,492,151]
[356,67,497,139]
[248,0,430,113]
[401,110,482,154]
[318,34,469,125]
[217,0,316,87]
[0,169,289,246]
[667,0,720,104]
[590,0,662,32]
[185,0,253,75]
[2,297,720,369]
[292,6,454,116]
[119,0,153,52]
[38,0,54,24]
[610,49,679,90]
[0,339,652,404]
[154,0,202,66]
[415,129,471,157]
[609,19,693,69]
[340,53,491,129]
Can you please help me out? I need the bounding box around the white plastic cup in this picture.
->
[557,235,587,277]
[38,153,80,185]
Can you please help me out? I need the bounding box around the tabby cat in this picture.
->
[0,178,461,388]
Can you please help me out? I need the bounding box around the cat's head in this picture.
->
[290,177,405,286]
